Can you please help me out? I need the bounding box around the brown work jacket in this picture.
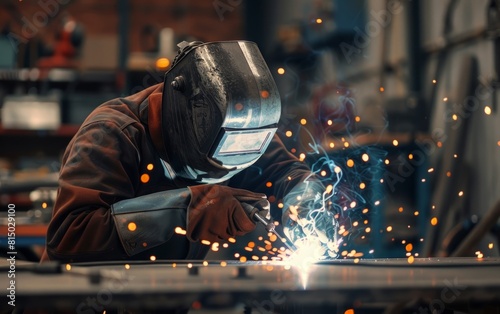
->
[41,83,312,263]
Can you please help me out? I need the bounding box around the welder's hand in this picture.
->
[186,185,269,242]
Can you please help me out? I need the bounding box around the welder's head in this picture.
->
[156,40,281,183]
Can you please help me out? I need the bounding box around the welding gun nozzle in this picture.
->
[253,212,275,232]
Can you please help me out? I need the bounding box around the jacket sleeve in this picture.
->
[45,121,142,262]
[228,133,319,223]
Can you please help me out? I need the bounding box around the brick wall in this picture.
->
[0,0,243,53]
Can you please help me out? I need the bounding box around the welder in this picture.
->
[41,41,337,263]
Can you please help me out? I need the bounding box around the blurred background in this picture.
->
[1,0,499,262]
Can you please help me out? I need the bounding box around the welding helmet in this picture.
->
[158,41,281,183]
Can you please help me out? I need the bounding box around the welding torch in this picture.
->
[242,203,298,252]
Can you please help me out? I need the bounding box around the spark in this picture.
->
[65,264,71,271]
[327,120,333,125]
[187,263,193,268]
[277,67,285,75]
[430,217,438,226]
[489,243,494,249]
[407,256,415,264]
[452,114,458,121]
[392,139,399,146]
[347,159,354,167]
[345,309,355,314]
[379,86,385,92]
[266,181,273,187]
[175,227,186,235]
[458,191,464,197]
[150,255,156,261]
[329,142,335,148]
[484,106,492,115]
[147,163,154,170]
[355,116,361,122]
[359,182,366,189]
[414,211,419,216]
[443,97,448,102]
[428,168,434,172]
[405,243,413,251]
[228,237,236,243]
[42,202,48,209]
[140,173,150,183]
[408,154,414,160]
[316,18,323,24]
[124,264,130,270]
[432,79,437,84]
[203,261,208,266]
[201,240,211,245]
[361,153,369,162]
[386,226,393,232]
[286,130,293,137]
[127,222,137,232]
[398,207,404,212]
[300,118,307,125]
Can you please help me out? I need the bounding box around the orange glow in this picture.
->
[285,130,293,137]
[260,90,270,99]
[42,202,48,209]
[359,182,366,189]
[345,309,355,314]
[156,57,170,69]
[407,256,415,264]
[379,86,385,92]
[127,222,137,232]
[355,116,361,122]
[277,67,285,75]
[405,243,413,252]
[141,173,150,183]
[346,159,354,167]
[147,163,154,171]
[392,139,399,146]
[239,256,247,262]
[431,217,438,226]
[316,18,323,24]
[300,118,307,125]
[266,181,273,188]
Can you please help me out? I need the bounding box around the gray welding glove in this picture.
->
[111,185,269,256]
[282,180,338,258]
[186,185,269,242]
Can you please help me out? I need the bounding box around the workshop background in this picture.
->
[1,0,500,261]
